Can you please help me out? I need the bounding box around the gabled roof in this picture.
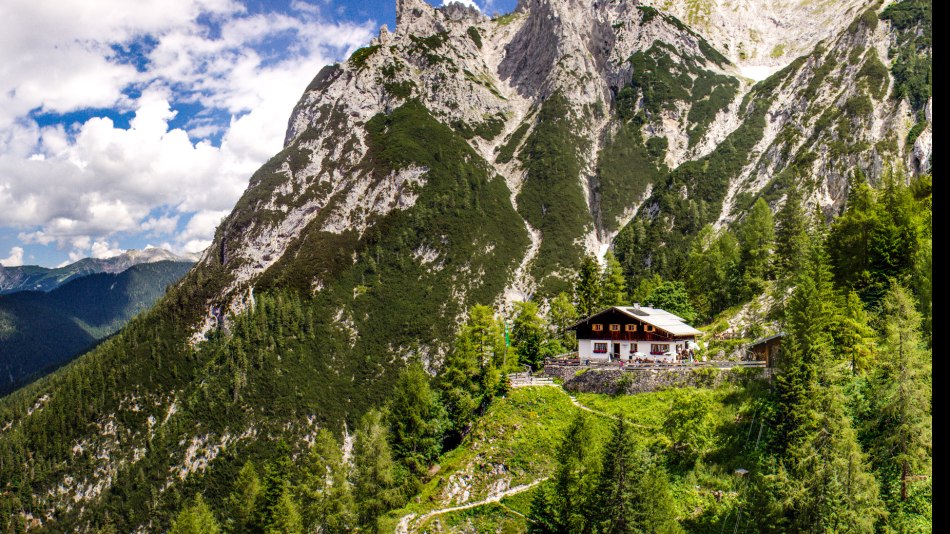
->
[569,306,703,336]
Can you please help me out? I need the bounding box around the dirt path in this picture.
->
[395,478,548,533]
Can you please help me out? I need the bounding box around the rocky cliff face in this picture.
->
[201,0,928,315]
[0,0,931,529]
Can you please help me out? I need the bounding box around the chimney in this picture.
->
[633,302,640,309]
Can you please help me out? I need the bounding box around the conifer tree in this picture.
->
[352,409,401,532]
[601,251,628,306]
[265,484,303,534]
[871,283,931,503]
[387,363,447,476]
[301,429,355,533]
[528,413,601,533]
[774,184,809,279]
[737,198,775,298]
[440,305,503,437]
[684,225,740,319]
[170,495,220,534]
[756,237,883,531]
[595,417,679,533]
[227,461,262,532]
[576,256,604,317]
[834,291,877,374]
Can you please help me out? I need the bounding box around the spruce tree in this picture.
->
[529,413,600,533]
[301,429,355,533]
[352,409,401,532]
[602,251,628,306]
[170,495,220,534]
[736,197,775,298]
[576,256,604,317]
[440,305,503,437]
[872,283,931,503]
[227,461,261,533]
[387,363,447,476]
[595,417,679,533]
[757,236,883,531]
[265,484,303,534]
[833,291,877,374]
[774,184,809,279]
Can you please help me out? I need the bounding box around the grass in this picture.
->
[386,381,769,532]
[381,387,577,530]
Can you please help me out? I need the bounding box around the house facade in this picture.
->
[569,305,702,362]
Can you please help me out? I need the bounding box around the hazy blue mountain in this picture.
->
[0,261,194,394]
[0,248,199,295]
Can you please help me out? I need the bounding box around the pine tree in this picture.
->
[227,461,262,533]
[576,256,604,317]
[265,483,303,534]
[756,237,883,531]
[301,429,355,533]
[872,283,931,503]
[170,495,220,534]
[352,409,401,532]
[601,251,628,306]
[440,305,503,437]
[528,413,601,533]
[387,363,447,476]
[772,237,836,450]
[595,417,679,533]
[774,184,809,279]
[833,291,877,374]
[737,198,775,298]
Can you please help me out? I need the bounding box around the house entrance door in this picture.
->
[613,343,620,360]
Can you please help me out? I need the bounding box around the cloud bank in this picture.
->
[0,0,375,264]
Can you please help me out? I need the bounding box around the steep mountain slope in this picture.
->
[0,248,197,295]
[0,0,931,530]
[0,261,194,395]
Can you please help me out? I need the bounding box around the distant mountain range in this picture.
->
[0,260,194,395]
[0,248,199,295]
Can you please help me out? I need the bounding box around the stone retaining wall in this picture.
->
[542,365,771,395]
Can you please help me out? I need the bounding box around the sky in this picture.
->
[0,0,517,268]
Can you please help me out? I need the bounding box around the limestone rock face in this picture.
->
[205,0,928,316]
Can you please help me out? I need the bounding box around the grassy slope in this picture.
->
[386,381,767,533]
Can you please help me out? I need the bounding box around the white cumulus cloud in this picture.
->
[0,246,24,267]
[0,0,375,265]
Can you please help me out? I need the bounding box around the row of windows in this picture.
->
[590,323,655,332]
[592,343,671,354]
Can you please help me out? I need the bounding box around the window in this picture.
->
[650,344,669,354]
[594,342,608,353]
[625,324,637,332]
[644,325,655,332]
[629,343,638,354]
[609,324,621,332]
[592,324,603,332]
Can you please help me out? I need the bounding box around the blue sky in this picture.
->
[0,0,516,267]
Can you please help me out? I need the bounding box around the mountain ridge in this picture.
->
[0,248,199,295]
[0,0,931,530]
